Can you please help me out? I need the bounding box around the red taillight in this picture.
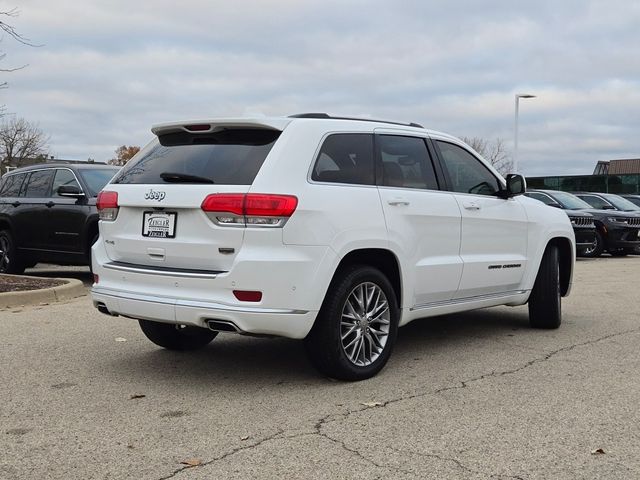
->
[97,191,118,209]
[233,290,262,302]
[93,274,99,284]
[244,194,298,217]
[97,191,119,221]
[201,193,298,227]
[201,194,245,215]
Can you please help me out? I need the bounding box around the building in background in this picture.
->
[593,158,640,176]
[527,158,640,194]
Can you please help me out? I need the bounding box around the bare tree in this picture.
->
[0,8,40,99]
[0,9,37,45]
[461,136,513,175]
[108,145,141,166]
[0,117,49,170]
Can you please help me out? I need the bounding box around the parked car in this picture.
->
[524,190,596,256]
[527,189,640,257]
[91,114,575,380]
[574,192,640,213]
[0,163,120,273]
[620,194,640,208]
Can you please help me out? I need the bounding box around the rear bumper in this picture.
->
[90,236,333,339]
[92,286,317,339]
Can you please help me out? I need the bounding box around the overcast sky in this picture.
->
[2,0,639,176]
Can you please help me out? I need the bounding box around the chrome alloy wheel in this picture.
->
[340,282,391,367]
[582,239,598,256]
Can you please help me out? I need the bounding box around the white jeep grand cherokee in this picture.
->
[92,113,575,380]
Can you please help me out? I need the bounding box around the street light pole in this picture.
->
[513,93,536,173]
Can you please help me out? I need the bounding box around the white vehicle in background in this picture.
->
[91,113,575,380]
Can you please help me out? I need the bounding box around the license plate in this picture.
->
[142,211,177,238]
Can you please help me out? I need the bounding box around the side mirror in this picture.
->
[498,174,526,198]
[57,184,85,197]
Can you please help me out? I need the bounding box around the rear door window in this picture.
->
[113,129,280,185]
[0,173,27,197]
[378,135,438,190]
[311,133,374,185]
[24,170,55,197]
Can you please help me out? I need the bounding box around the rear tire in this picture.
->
[528,245,561,329]
[304,265,399,381]
[0,229,25,274]
[581,230,603,258]
[138,320,217,350]
[88,234,99,274]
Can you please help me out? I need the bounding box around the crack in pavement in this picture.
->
[434,327,640,395]
[157,327,639,479]
[388,445,526,480]
[311,413,421,478]
[157,429,286,480]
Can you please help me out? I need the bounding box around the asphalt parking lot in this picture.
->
[1,257,639,479]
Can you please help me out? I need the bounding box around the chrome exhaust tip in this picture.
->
[206,319,241,333]
[95,302,117,317]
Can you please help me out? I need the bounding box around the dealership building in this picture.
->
[527,158,640,194]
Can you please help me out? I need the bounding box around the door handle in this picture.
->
[11,201,21,207]
[388,199,410,206]
[463,201,481,210]
[45,201,55,208]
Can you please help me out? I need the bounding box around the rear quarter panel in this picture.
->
[251,121,390,310]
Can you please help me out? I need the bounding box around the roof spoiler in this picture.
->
[151,118,291,136]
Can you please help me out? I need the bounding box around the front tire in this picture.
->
[581,231,603,258]
[0,229,25,274]
[528,245,561,329]
[138,320,217,350]
[304,265,399,381]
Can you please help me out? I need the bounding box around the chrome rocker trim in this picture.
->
[410,290,528,311]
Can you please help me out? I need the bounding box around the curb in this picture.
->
[0,277,87,309]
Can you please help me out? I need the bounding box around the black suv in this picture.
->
[526,189,640,257]
[525,190,597,256]
[0,163,120,273]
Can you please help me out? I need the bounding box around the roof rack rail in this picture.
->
[288,113,423,129]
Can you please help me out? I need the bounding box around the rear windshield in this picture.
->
[112,128,280,185]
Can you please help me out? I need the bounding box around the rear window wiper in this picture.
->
[160,172,215,184]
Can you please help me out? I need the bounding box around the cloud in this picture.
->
[0,0,638,175]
